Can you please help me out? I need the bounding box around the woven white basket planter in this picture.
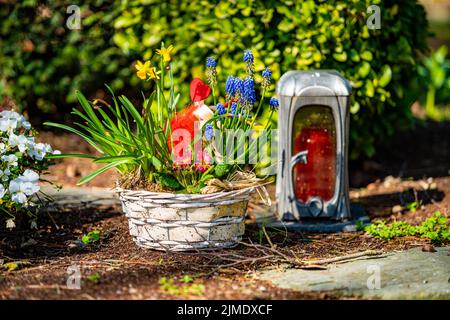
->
[117,187,254,251]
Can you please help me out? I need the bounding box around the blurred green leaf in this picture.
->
[0,0,430,160]
[360,51,373,61]
[378,65,392,87]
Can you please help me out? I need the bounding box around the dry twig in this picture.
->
[302,250,384,265]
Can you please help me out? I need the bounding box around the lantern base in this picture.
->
[256,204,369,233]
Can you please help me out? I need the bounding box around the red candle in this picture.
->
[293,127,336,203]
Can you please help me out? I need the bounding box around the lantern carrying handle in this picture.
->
[290,150,308,169]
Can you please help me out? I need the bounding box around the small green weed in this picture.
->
[86,272,101,284]
[405,201,420,212]
[81,230,101,245]
[180,275,193,284]
[355,220,366,231]
[365,211,450,245]
[159,276,204,296]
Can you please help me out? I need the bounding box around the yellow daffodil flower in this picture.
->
[251,124,265,139]
[148,67,161,80]
[156,45,174,63]
[135,60,152,80]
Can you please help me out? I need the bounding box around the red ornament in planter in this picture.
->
[169,79,212,163]
[170,105,198,147]
[190,78,211,102]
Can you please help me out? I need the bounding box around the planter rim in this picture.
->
[115,186,255,200]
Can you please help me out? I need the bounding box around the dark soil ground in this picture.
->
[0,120,449,299]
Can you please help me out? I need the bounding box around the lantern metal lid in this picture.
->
[277,70,351,97]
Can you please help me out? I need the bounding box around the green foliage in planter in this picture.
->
[45,44,278,192]
[0,0,429,159]
[365,212,450,245]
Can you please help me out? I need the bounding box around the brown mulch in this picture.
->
[0,174,445,299]
[0,120,449,299]
[0,202,430,300]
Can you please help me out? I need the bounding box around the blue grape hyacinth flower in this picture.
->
[269,97,279,110]
[243,50,255,77]
[216,102,226,116]
[230,102,238,116]
[261,67,272,89]
[234,77,244,98]
[225,76,236,97]
[204,124,214,141]
[206,56,217,87]
[206,56,217,68]
[243,50,254,63]
[243,77,256,105]
[262,67,272,80]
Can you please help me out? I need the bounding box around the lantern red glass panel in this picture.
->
[292,106,336,203]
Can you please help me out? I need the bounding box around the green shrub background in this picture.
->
[0,0,429,159]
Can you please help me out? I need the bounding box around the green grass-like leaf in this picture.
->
[46,153,97,159]
[77,160,132,185]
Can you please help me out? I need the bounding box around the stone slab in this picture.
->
[258,247,450,299]
[39,186,120,210]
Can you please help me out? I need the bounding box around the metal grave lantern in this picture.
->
[276,70,352,224]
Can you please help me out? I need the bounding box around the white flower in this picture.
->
[0,118,18,132]
[22,121,31,130]
[21,169,40,182]
[0,184,5,199]
[0,110,25,122]
[45,144,53,153]
[29,143,52,161]
[0,169,11,182]
[0,111,25,133]
[1,154,18,167]
[0,110,22,119]
[26,137,36,153]
[0,111,54,214]
[9,133,29,153]
[6,219,15,229]
[9,169,40,204]
[0,111,31,132]
[0,111,56,215]
[11,192,27,204]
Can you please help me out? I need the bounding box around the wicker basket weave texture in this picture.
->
[118,188,253,251]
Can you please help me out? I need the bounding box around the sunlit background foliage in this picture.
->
[0,0,448,160]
